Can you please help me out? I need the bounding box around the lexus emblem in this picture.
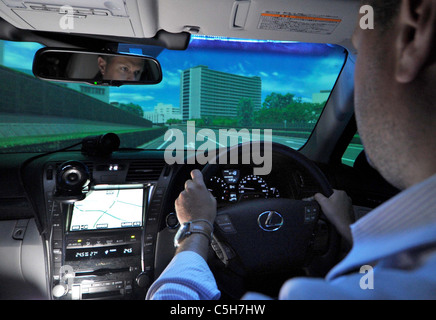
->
[257,211,284,232]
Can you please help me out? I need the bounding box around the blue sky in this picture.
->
[1,37,346,113]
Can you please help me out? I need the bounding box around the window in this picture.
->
[0,37,347,153]
[342,133,364,167]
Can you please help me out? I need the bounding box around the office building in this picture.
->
[180,65,261,121]
[143,103,182,124]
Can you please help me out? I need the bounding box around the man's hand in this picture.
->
[175,169,217,226]
[314,190,355,244]
[173,169,217,259]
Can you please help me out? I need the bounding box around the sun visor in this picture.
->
[1,0,136,37]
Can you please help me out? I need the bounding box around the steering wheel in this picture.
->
[201,142,338,294]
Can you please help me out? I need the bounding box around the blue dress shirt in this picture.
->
[147,173,436,300]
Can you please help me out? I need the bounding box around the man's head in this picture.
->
[363,0,401,32]
[97,55,145,81]
[353,0,436,190]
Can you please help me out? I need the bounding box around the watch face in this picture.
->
[174,223,189,247]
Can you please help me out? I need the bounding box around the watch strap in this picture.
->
[174,219,214,247]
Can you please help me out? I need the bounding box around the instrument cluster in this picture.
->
[207,169,280,205]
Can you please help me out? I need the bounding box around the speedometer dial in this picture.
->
[238,175,269,200]
[207,177,230,202]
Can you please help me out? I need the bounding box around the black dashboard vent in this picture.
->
[126,160,166,182]
[54,161,94,175]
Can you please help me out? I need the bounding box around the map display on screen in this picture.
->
[70,188,143,231]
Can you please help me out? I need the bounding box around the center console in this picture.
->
[43,160,165,300]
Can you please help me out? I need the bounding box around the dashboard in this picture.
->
[203,160,322,208]
[16,150,171,300]
[0,148,329,300]
[208,169,280,205]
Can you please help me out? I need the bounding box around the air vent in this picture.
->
[126,160,166,182]
[54,161,93,175]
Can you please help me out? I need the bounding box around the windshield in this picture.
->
[0,36,346,154]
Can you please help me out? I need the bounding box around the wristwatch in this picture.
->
[174,219,213,247]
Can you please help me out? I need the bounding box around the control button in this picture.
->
[211,239,235,261]
[71,284,81,300]
[149,207,160,216]
[52,212,61,222]
[143,256,154,269]
[221,224,236,233]
[155,188,164,195]
[144,232,154,254]
[52,230,62,241]
[147,216,158,224]
[304,206,318,223]
[53,240,62,249]
[115,281,124,289]
[130,266,140,272]
[115,238,125,244]
[136,272,151,288]
[215,215,236,233]
[166,212,179,229]
[67,239,82,247]
[215,215,231,224]
[144,241,154,254]
[223,244,235,259]
[52,284,68,298]
[53,262,61,272]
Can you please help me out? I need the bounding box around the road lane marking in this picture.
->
[157,129,174,150]
[196,131,226,148]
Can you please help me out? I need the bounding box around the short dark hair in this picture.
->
[362,0,401,31]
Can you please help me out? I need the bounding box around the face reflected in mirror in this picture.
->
[97,55,145,81]
[33,48,162,85]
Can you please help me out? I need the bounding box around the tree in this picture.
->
[254,92,324,125]
[166,118,182,125]
[262,92,295,110]
[114,102,144,118]
[237,98,254,127]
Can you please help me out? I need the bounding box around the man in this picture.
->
[147,0,436,299]
[96,55,145,81]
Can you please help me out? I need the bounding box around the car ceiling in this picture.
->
[0,0,360,52]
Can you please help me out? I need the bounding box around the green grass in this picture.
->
[0,127,159,148]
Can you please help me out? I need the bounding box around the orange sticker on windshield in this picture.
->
[259,11,342,35]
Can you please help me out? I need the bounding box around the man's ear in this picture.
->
[395,0,436,83]
[97,57,107,75]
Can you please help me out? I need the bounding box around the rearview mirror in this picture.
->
[32,48,162,86]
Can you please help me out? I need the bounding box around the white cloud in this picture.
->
[154,102,175,109]
[163,70,181,87]
[110,92,155,103]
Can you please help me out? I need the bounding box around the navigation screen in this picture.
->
[70,188,144,231]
